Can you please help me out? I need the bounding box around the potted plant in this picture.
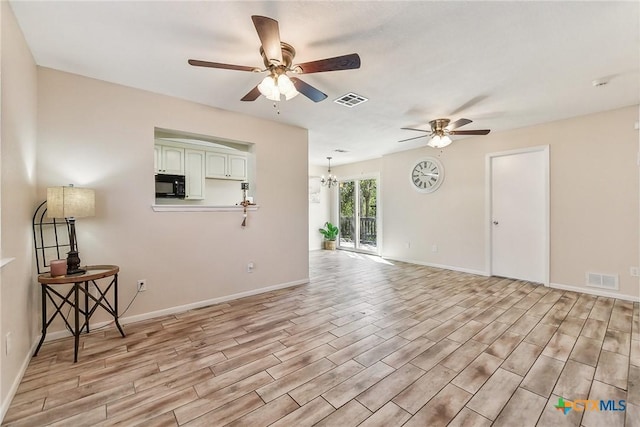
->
[318,221,339,250]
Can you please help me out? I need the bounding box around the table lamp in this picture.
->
[46,185,95,275]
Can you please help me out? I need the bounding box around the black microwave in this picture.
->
[155,174,185,198]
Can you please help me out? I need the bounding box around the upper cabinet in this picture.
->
[204,152,226,179]
[228,155,248,180]
[184,149,205,200]
[154,132,253,205]
[155,144,185,175]
[205,152,247,181]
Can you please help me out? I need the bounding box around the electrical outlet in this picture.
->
[432,244,438,253]
[405,242,411,249]
[631,267,639,277]
[247,262,254,273]
[137,279,147,292]
[5,332,12,356]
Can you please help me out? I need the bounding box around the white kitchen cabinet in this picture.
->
[206,152,247,181]
[205,152,227,179]
[227,155,248,180]
[184,149,205,200]
[154,145,161,173]
[155,144,185,175]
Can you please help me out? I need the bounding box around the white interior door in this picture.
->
[489,147,549,284]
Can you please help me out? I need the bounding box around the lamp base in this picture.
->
[66,250,86,276]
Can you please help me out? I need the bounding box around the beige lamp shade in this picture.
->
[46,186,95,219]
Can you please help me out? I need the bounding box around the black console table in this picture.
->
[34,265,126,362]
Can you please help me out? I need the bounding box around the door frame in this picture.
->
[334,173,382,255]
[485,145,550,286]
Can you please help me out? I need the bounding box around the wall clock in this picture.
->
[410,157,444,193]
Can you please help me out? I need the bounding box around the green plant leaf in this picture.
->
[319,222,339,240]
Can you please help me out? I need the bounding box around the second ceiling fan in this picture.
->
[400,118,491,148]
[188,15,361,103]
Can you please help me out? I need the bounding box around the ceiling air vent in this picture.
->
[586,272,619,290]
[334,92,368,108]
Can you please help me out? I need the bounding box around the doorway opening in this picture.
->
[338,178,379,254]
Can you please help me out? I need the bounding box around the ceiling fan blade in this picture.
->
[446,118,472,130]
[295,53,361,74]
[251,15,282,65]
[240,85,262,102]
[399,135,429,143]
[188,59,257,72]
[449,129,491,135]
[401,127,431,133]
[290,77,327,102]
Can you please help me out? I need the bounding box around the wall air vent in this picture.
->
[334,92,368,108]
[586,272,619,290]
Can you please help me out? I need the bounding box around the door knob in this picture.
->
[493,221,499,225]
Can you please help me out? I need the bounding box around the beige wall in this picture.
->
[0,11,308,415]
[0,0,39,417]
[36,68,310,323]
[334,106,640,299]
[0,3,309,414]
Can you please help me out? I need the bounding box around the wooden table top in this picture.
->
[37,265,119,285]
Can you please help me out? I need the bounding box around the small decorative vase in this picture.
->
[50,259,67,277]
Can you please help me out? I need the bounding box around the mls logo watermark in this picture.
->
[555,397,627,415]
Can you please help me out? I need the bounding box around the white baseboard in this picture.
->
[550,282,639,302]
[42,278,310,342]
[120,278,309,325]
[383,256,489,277]
[1,337,41,423]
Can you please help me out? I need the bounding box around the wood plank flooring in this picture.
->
[4,250,639,426]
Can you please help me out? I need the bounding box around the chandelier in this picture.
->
[320,156,338,188]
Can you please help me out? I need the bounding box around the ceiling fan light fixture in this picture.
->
[278,74,299,100]
[258,74,298,101]
[428,134,452,148]
[258,75,278,100]
[284,90,299,100]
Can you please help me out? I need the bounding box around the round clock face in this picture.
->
[410,157,444,193]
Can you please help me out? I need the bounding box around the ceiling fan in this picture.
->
[188,15,361,103]
[400,118,491,148]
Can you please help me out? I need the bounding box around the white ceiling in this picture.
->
[9,1,639,166]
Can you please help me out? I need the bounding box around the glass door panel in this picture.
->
[338,181,355,249]
[338,178,378,253]
[358,179,377,252]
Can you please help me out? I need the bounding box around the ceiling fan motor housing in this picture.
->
[260,42,296,70]
[430,118,451,136]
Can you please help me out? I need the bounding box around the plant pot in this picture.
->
[324,240,337,250]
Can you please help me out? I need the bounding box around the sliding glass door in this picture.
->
[338,178,378,253]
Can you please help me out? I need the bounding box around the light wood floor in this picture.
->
[4,250,639,426]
